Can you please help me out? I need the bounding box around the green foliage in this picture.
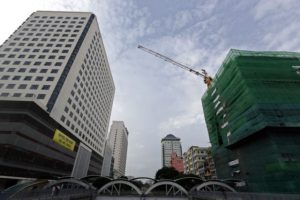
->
[155,167,179,180]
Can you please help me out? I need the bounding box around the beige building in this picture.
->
[108,121,129,177]
[183,146,208,177]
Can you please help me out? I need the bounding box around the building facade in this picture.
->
[0,11,115,179]
[202,49,300,193]
[108,121,129,178]
[170,152,184,173]
[161,134,182,167]
[183,146,207,177]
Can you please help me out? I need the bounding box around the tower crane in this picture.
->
[137,45,213,87]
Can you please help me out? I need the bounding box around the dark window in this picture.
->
[18,84,27,89]
[40,69,48,73]
[42,85,50,90]
[24,76,32,81]
[37,94,46,99]
[35,76,43,81]
[46,77,54,81]
[30,85,39,89]
[13,76,21,80]
[18,68,26,72]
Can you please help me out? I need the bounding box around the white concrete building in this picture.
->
[108,121,129,177]
[0,11,115,159]
[161,134,182,167]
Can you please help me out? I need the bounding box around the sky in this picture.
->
[1,0,300,178]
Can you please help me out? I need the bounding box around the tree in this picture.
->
[155,167,179,180]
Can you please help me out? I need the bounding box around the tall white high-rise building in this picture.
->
[0,11,115,176]
[108,121,129,177]
[161,134,182,167]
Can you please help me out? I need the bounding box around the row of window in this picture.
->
[0,83,50,90]
[0,67,59,73]
[0,75,55,81]
[1,47,70,54]
[13,36,76,42]
[27,20,85,26]
[33,15,86,20]
[20,27,81,33]
[2,60,63,66]
[0,92,46,99]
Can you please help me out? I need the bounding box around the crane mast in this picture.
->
[137,45,213,87]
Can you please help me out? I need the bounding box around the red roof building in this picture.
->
[170,152,184,173]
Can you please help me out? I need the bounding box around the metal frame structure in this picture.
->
[191,181,236,192]
[97,180,142,195]
[145,181,188,197]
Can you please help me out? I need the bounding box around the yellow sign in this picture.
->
[53,129,76,151]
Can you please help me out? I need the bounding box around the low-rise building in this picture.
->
[170,152,184,173]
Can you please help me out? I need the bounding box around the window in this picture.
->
[7,68,16,72]
[38,55,46,59]
[25,93,34,97]
[1,75,9,80]
[55,62,62,66]
[46,77,54,81]
[3,60,10,65]
[45,62,52,66]
[61,115,66,122]
[48,55,55,59]
[24,76,32,81]
[6,84,15,89]
[37,94,46,99]
[13,61,21,65]
[51,69,59,73]
[18,68,26,72]
[0,54,5,58]
[40,69,47,73]
[29,68,37,73]
[13,76,21,80]
[34,62,41,66]
[13,93,21,97]
[18,84,27,89]
[28,55,36,59]
[42,85,50,90]
[8,54,16,58]
[35,76,43,81]
[62,49,69,53]
[24,61,31,65]
[30,85,38,89]
[1,93,9,97]
[18,54,25,58]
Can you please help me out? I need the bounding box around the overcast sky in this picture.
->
[1,0,300,177]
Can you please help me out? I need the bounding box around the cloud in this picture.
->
[253,0,297,20]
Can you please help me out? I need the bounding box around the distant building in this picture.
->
[183,146,207,177]
[202,49,300,193]
[170,152,184,173]
[0,11,115,179]
[108,121,129,178]
[101,141,113,177]
[203,147,217,180]
[161,134,182,167]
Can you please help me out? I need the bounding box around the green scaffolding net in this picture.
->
[202,49,300,149]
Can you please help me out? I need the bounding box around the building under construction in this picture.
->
[202,49,300,193]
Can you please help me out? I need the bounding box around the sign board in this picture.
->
[53,129,76,151]
[228,159,239,167]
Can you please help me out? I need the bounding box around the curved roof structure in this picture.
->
[161,134,180,141]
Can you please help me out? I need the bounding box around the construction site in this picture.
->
[139,46,300,194]
[202,49,300,193]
